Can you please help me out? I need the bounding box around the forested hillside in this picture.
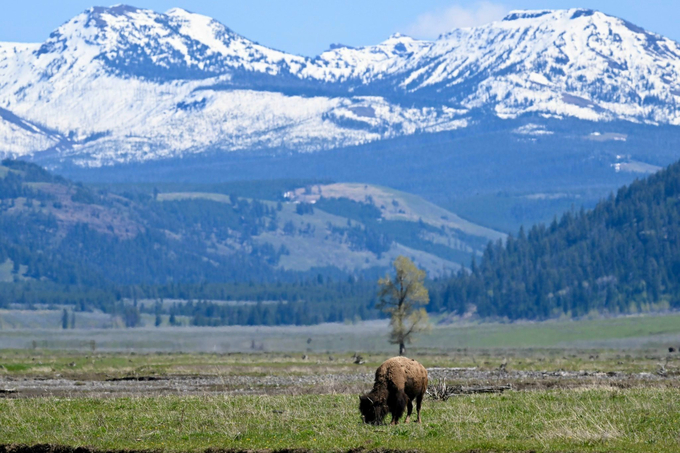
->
[0,159,488,326]
[0,160,381,326]
[0,160,289,286]
[4,157,679,326]
[0,160,495,285]
[437,160,680,319]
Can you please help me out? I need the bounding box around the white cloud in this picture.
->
[405,2,509,39]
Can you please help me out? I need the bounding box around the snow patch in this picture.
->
[529,72,552,86]
[513,124,554,136]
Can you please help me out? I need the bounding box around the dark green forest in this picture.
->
[0,278,379,327]
[437,160,680,319]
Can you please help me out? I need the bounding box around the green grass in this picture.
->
[3,311,680,355]
[2,389,680,452]
[0,349,382,379]
[428,314,680,349]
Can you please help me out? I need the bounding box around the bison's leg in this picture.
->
[415,393,424,423]
[404,399,413,423]
[388,389,408,425]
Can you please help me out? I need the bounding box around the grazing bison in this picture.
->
[359,356,428,425]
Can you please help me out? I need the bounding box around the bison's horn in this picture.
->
[367,396,373,404]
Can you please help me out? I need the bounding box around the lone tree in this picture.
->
[377,256,431,356]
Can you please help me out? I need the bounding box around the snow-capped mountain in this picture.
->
[1,6,680,166]
[310,9,680,122]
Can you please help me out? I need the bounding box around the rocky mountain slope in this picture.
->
[1,6,679,167]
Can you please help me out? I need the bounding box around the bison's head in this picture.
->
[359,394,388,425]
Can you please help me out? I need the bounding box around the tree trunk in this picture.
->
[399,342,406,356]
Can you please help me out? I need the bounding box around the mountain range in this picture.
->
[1,6,680,166]
[1,3,680,324]
[2,5,680,234]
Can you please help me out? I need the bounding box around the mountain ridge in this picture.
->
[1,6,680,167]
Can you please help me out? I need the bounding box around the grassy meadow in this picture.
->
[3,313,680,452]
[2,389,680,452]
[3,311,680,353]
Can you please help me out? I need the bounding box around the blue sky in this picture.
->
[2,0,679,56]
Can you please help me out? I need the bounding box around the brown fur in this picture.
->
[359,357,428,425]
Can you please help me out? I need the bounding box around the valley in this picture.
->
[3,4,680,452]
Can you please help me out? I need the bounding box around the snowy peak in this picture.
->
[81,5,242,78]
[383,7,680,123]
[88,4,144,23]
[502,10,555,21]
[305,6,680,115]
[307,32,430,83]
[163,7,308,74]
[164,6,236,41]
[34,4,308,80]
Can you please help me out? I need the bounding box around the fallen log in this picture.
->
[427,380,511,400]
[105,376,163,382]
[457,385,512,394]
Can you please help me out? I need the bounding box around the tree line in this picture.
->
[0,275,380,327]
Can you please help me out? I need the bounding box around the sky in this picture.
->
[1,0,679,56]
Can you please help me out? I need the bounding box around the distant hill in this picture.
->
[436,159,680,319]
[125,184,502,277]
[0,160,500,286]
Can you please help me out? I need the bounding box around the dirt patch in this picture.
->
[0,372,373,399]
[1,367,678,399]
[105,376,164,382]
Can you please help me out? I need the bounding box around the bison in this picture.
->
[359,356,428,425]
